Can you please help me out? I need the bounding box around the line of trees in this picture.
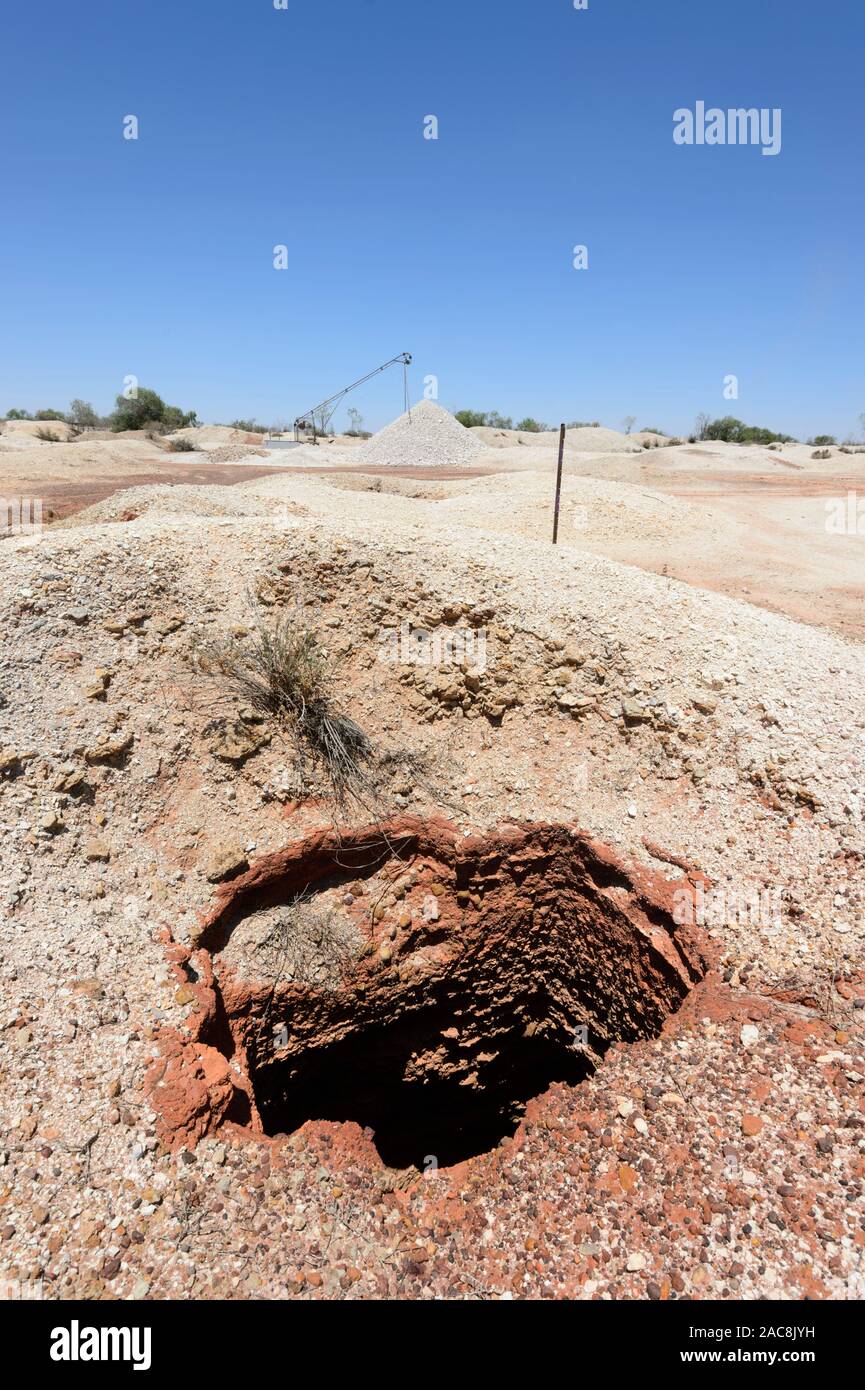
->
[694,414,796,445]
[694,414,865,446]
[455,410,621,434]
[456,409,865,446]
[3,390,198,433]
[455,410,562,432]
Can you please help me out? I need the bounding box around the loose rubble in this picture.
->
[357,401,487,469]
[0,417,863,1302]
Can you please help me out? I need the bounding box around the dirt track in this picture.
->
[26,461,297,523]
[5,461,499,527]
[665,471,865,498]
[283,463,499,482]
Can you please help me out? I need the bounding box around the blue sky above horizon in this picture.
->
[1,0,863,439]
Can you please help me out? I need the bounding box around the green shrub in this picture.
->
[162,405,198,432]
[454,410,515,430]
[109,388,197,433]
[168,437,196,452]
[4,408,68,423]
[705,416,796,445]
[454,410,488,429]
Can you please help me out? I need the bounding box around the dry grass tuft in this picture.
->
[197,616,376,806]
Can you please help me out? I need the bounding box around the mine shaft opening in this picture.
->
[203,819,707,1171]
[249,994,597,1169]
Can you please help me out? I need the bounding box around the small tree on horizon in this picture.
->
[454,409,488,428]
[69,399,100,428]
[109,388,196,432]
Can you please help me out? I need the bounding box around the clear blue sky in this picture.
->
[1,0,863,439]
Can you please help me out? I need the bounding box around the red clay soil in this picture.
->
[138,819,865,1300]
[18,461,298,525]
[666,471,865,499]
[12,461,497,526]
[287,463,500,481]
[149,816,713,1166]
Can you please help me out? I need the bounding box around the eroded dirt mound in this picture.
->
[1,501,863,1300]
[167,425,266,448]
[0,418,75,443]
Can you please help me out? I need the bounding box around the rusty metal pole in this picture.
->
[552,423,565,543]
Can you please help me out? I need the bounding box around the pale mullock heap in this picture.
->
[359,400,488,469]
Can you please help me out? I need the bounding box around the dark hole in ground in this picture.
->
[200,818,708,1171]
[249,997,595,1168]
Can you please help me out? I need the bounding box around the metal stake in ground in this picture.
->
[552,423,565,544]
